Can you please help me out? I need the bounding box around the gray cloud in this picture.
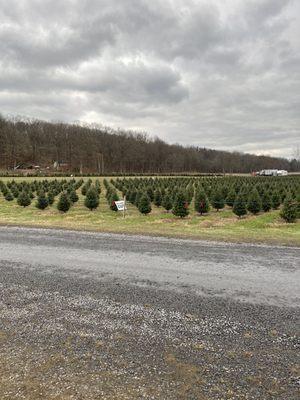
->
[0,0,299,158]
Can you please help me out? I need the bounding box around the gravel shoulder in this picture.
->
[0,227,299,399]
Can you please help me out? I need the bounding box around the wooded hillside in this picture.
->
[0,116,298,174]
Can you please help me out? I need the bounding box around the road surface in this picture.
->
[0,226,299,399]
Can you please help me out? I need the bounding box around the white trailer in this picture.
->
[258,169,288,176]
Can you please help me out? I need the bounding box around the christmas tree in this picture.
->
[154,189,162,207]
[69,190,79,203]
[172,191,189,218]
[162,193,173,212]
[17,191,31,207]
[247,188,262,214]
[57,192,71,212]
[261,192,272,212]
[211,188,225,211]
[84,188,99,210]
[271,191,281,209]
[194,190,210,215]
[280,193,297,223]
[233,193,247,218]
[36,191,49,210]
[138,194,152,214]
[110,192,119,211]
[225,188,236,207]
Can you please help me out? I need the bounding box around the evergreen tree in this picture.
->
[134,190,143,207]
[154,189,162,207]
[211,188,225,211]
[57,192,71,212]
[280,193,297,223]
[109,192,119,211]
[233,193,247,218]
[138,194,152,215]
[271,191,281,209]
[172,191,189,218]
[84,188,99,210]
[47,191,55,205]
[17,191,31,207]
[12,187,19,198]
[5,191,14,201]
[194,190,210,215]
[36,191,49,210]
[69,190,79,203]
[146,187,154,202]
[225,188,236,207]
[162,193,173,212]
[247,188,262,214]
[261,192,272,212]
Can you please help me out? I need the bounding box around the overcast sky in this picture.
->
[0,0,299,158]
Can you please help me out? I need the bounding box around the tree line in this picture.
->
[0,115,299,174]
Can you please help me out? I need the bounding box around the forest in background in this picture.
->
[0,115,299,174]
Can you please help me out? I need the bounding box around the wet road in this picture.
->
[0,226,299,307]
[0,226,299,399]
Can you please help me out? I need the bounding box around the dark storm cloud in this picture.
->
[0,0,299,157]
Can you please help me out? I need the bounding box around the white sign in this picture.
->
[114,200,127,211]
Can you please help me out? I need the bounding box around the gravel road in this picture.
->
[0,226,299,399]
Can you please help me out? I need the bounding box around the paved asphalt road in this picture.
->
[0,226,299,399]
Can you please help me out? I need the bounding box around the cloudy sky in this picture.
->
[0,0,299,158]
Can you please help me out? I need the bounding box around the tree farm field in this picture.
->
[0,176,299,246]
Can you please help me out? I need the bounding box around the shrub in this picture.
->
[84,188,99,210]
[280,194,297,223]
[36,191,49,210]
[172,191,189,218]
[17,191,31,207]
[57,192,71,212]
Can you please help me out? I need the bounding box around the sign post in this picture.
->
[123,195,126,218]
[114,197,127,218]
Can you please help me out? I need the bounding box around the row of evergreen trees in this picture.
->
[0,178,83,212]
[111,176,300,222]
[0,176,299,222]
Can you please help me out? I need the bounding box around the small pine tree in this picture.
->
[271,191,281,209]
[295,191,300,218]
[36,191,49,210]
[84,188,99,210]
[109,192,119,211]
[154,189,162,207]
[5,191,14,201]
[261,192,272,212]
[57,192,71,213]
[233,193,247,218]
[81,184,89,196]
[247,188,262,214]
[211,188,225,211]
[162,193,173,212]
[280,194,297,223]
[47,191,55,205]
[69,190,79,203]
[194,190,210,215]
[138,194,152,215]
[17,191,31,207]
[134,190,143,207]
[172,191,189,218]
[146,187,154,202]
[226,188,236,207]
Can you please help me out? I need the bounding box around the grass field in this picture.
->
[0,176,299,246]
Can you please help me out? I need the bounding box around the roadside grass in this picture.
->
[0,177,299,246]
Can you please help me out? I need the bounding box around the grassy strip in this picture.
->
[0,177,299,246]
